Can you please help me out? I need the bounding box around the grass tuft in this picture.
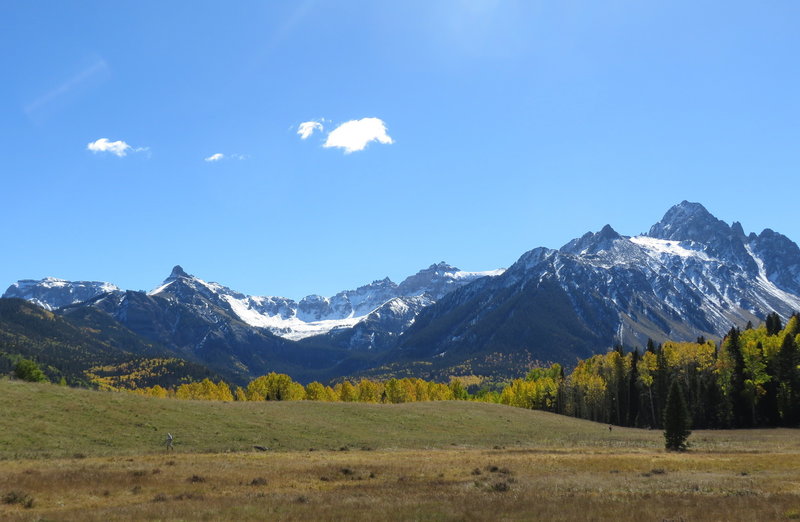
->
[3,490,34,508]
[491,481,511,492]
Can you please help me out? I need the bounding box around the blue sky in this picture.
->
[2,1,799,299]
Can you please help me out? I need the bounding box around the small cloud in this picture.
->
[87,138,132,157]
[323,118,393,153]
[204,153,248,162]
[297,120,323,140]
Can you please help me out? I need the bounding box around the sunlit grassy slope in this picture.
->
[2,378,799,460]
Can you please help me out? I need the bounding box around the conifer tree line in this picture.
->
[130,313,800,429]
[522,312,800,429]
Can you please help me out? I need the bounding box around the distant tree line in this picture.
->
[133,374,467,404]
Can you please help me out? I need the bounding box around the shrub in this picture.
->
[3,491,34,508]
[14,359,48,383]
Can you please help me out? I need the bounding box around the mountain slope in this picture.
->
[0,298,215,387]
[3,263,505,383]
[78,287,349,384]
[387,201,800,377]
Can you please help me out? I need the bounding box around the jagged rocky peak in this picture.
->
[150,265,225,301]
[149,265,196,294]
[361,277,397,290]
[429,261,459,273]
[167,265,191,280]
[598,224,621,239]
[560,224,622,256]
[648,201,760,274]
[398,261,460,297]
[647,201,731,242]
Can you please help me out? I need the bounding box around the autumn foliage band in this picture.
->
[132,374,467,404]
[126,313,800,430]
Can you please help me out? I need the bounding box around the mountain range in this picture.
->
[4,201,800,384]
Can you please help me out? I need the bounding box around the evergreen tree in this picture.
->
[786,314,800,336]
[628,349,641,426]
[760,341,781,426]
[725,327,749,427]
[766,312,783,336]
[653,345,669,428]
[776,333,800,425]
[663,379,691,451]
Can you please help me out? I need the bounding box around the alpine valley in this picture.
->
[3,201,800,386]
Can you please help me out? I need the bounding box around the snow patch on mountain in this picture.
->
[219,293,362,340]
[745,244,800,313]
[451,269,506,280]
[629,236,711,260]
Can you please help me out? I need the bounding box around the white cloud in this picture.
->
[297,120,323,140]
[323,118,393,153]
[87,138,132,157]
[204,153,248,162]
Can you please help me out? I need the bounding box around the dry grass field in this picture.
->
[2,379,800,520]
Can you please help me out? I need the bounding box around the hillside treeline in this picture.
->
[502,313,800,428]
[130,314,800,429]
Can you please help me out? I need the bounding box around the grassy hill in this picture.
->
[0,378,655,459]
[4,378,800,460]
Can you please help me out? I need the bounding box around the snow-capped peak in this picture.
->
[647,200,730,243]
[397,262,504,299]
[2,277,120,310]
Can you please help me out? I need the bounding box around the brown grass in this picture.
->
[1,448,800,521]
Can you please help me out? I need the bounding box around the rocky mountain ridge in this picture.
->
[4,262,503,348]
[5,201,800,382]
[389,201,800,378]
